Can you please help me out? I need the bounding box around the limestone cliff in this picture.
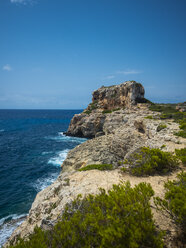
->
[6,82,186,248]
[66,81,146,138]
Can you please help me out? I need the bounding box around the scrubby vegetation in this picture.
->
[157,124,167,132]
[85,101,98,114]
[102,108,121,114]
[175,148,186,166]
[122,147,179,176]
[8,182,164,248]
[175,119,186,138]
[148,103,186,138]
[144,115,153,119]
[149,103,185,120]
[78,164,113,171]
[102,109,112,114]
[154,172,186,236]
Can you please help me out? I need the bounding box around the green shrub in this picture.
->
[175,148,186,166]
[85,102,98,114]
[161,145,166,149]
[154,172,186,234]
[144,115,153,119]
[157,124,167,132]
[149,103,177,113]
[102,109,112,114]
[9,182,164,248]
[78,164,113,171]
[84,110,92,115]
[112,108,121,111]
[125,147,179,176]
[175,130,186,138]
[179,121,186,130]
[175,118,186,138]
[149,103,186,122]
[102,108,121,114]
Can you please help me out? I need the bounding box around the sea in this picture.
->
[0,109,87,247]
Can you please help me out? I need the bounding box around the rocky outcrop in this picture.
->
[91,81,145,109]
[66,81,146,138]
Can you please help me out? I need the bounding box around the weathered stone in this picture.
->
[66,81,145,138]
[92,81,145,109]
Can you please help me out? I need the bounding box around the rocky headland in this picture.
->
[6,81,186,247]
[66,81,146,138]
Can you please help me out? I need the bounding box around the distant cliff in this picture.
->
[66,81,147,138]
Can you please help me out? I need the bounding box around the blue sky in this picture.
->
[0,0,186,109]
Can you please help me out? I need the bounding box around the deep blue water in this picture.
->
[0,109,86,246]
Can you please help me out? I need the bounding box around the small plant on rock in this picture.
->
[78,164,113,171]
[157,124,167,132]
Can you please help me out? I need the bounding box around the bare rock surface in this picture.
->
[66,81,146,138]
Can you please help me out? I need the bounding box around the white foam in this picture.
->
[58,132,87,143]
[41,151,53,155]
[0,214,27,247]
[45,132,87,143]
[48,149,69,167]
[33,149,70,191]
[33,172,59,192]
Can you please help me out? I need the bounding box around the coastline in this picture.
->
[5,82,186,247]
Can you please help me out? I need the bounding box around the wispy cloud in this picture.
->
[106,75,115,79]
[104,69,142,81]
[10,0,35,5]
[2,64,12,71]
[116,69,142,75]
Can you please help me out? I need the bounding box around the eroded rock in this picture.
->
[66,81,146,138]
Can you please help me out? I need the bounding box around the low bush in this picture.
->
[175,118,186,138]
[144,115,153,119]
[102,109,112,114]
[149,103,186,121]
[78,164,113,171]
[85,101,98,114]
[154,172,186,235]
[148,103,186,137]
[84,110,92,115]
[175,148,186,166]
[175,130,186,138]
[124,147,179,176]
[8,182,164,248]
[157,124,167,132]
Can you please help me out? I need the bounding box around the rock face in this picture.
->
[92,81,145,110]
[66,81,145,138]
